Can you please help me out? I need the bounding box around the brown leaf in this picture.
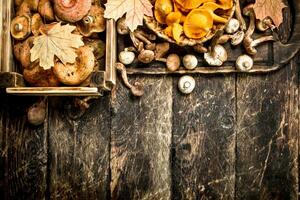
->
[253,0,287,28]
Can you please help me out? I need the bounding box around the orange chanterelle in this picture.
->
[154,0,233,42]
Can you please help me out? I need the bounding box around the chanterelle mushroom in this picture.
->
[53,0,92,23]
[53,46,95,85]
[77,4,106,37]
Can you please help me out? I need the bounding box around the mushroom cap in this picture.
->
[119,51,136,65]
[19,36,35,69]
[204,44,228,66]
[166,54,180,71]
[77,5,106,37]
[31,13,44,36]
[83,38,105,60]
[178,75,196,94]
[138,50,155,64]
[53,46,95,85]
[53,0,92,23]
[38,0,55,21]
[11,15,31,40]
[23,62,61,87]
[236,54,253,71]
[225,18,240,34]
[117,17,129,35]
[155,42,170,59]
[183,54,198,70]
[231,31,245,45]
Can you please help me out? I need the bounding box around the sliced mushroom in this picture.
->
[23,62,61,87]
[77,4,106,37]
[53,0,92,23]
[11,15,31,40]
[53,46,95,85]
[38,0,55,21]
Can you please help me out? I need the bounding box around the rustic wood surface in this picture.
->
[1,0,300,199]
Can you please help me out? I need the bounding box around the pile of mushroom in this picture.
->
[154,0,234,43]
[11,0,106,87]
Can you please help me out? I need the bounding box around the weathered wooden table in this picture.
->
[1,0,300,199]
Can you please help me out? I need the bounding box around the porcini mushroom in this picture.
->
[53,0,92,23]
[53,46,95,85]
[11,15,31,40]
[204,44,228,66]
[77,4,106,37]
[183,54,198,70]
[38,0,55,21]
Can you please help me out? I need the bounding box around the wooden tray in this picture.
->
[113,0,300,75]
[0,0,117,96]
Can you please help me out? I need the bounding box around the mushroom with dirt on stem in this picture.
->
[115,62,144,97]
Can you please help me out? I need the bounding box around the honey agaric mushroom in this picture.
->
[31,13,44,36]
[77,5,106,37]
[11,15,31,40]
[38,0,55,21]
[154,0,173,24]
[53,0,92,23]
[53,46,95,85]
[23,62,61,87]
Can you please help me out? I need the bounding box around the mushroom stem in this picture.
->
[15,23,23,31]
[235,0,246,30]
[244,6,255,39]
[252,35,275,47]
[115,62,144,97]
[129,31,144,52]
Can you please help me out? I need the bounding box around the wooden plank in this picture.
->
[236,60,299,199]
[0,95,48,199]
[171,75,236,199]
[110,76,173,200]
[0,72,25,88]
[48,96,111,199]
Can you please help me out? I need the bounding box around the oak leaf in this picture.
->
[104,0,153,31]
[30,23,84,70]
[253,0,287,28]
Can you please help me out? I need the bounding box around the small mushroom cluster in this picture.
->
[11,0,106,86]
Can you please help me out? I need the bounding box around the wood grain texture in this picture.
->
[172,75,236,199]
[111,76,173,200]
[236,60,299,199]
[0,95,47,199]
[48,96,111,200]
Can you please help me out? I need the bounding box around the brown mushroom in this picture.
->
[17,36,35,69]
[77,4,106,37]
[138,49,155,64]
[31,13,44,36]
[117,17,129,35]
[38,0,55,21]
[166,54,181,71]
[23,62,61,87]
[11,15,31,40]
[83,38,105,60]
[53,46,95,85]
[155,42,170,60]
[53,0,92,23]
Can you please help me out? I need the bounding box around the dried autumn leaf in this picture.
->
[253,0,287,28]
[104,0,153,31]
[30,23,84,70]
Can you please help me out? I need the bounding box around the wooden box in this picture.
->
[0,0,116,96]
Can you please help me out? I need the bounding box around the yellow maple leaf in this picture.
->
[30,23,84,70]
